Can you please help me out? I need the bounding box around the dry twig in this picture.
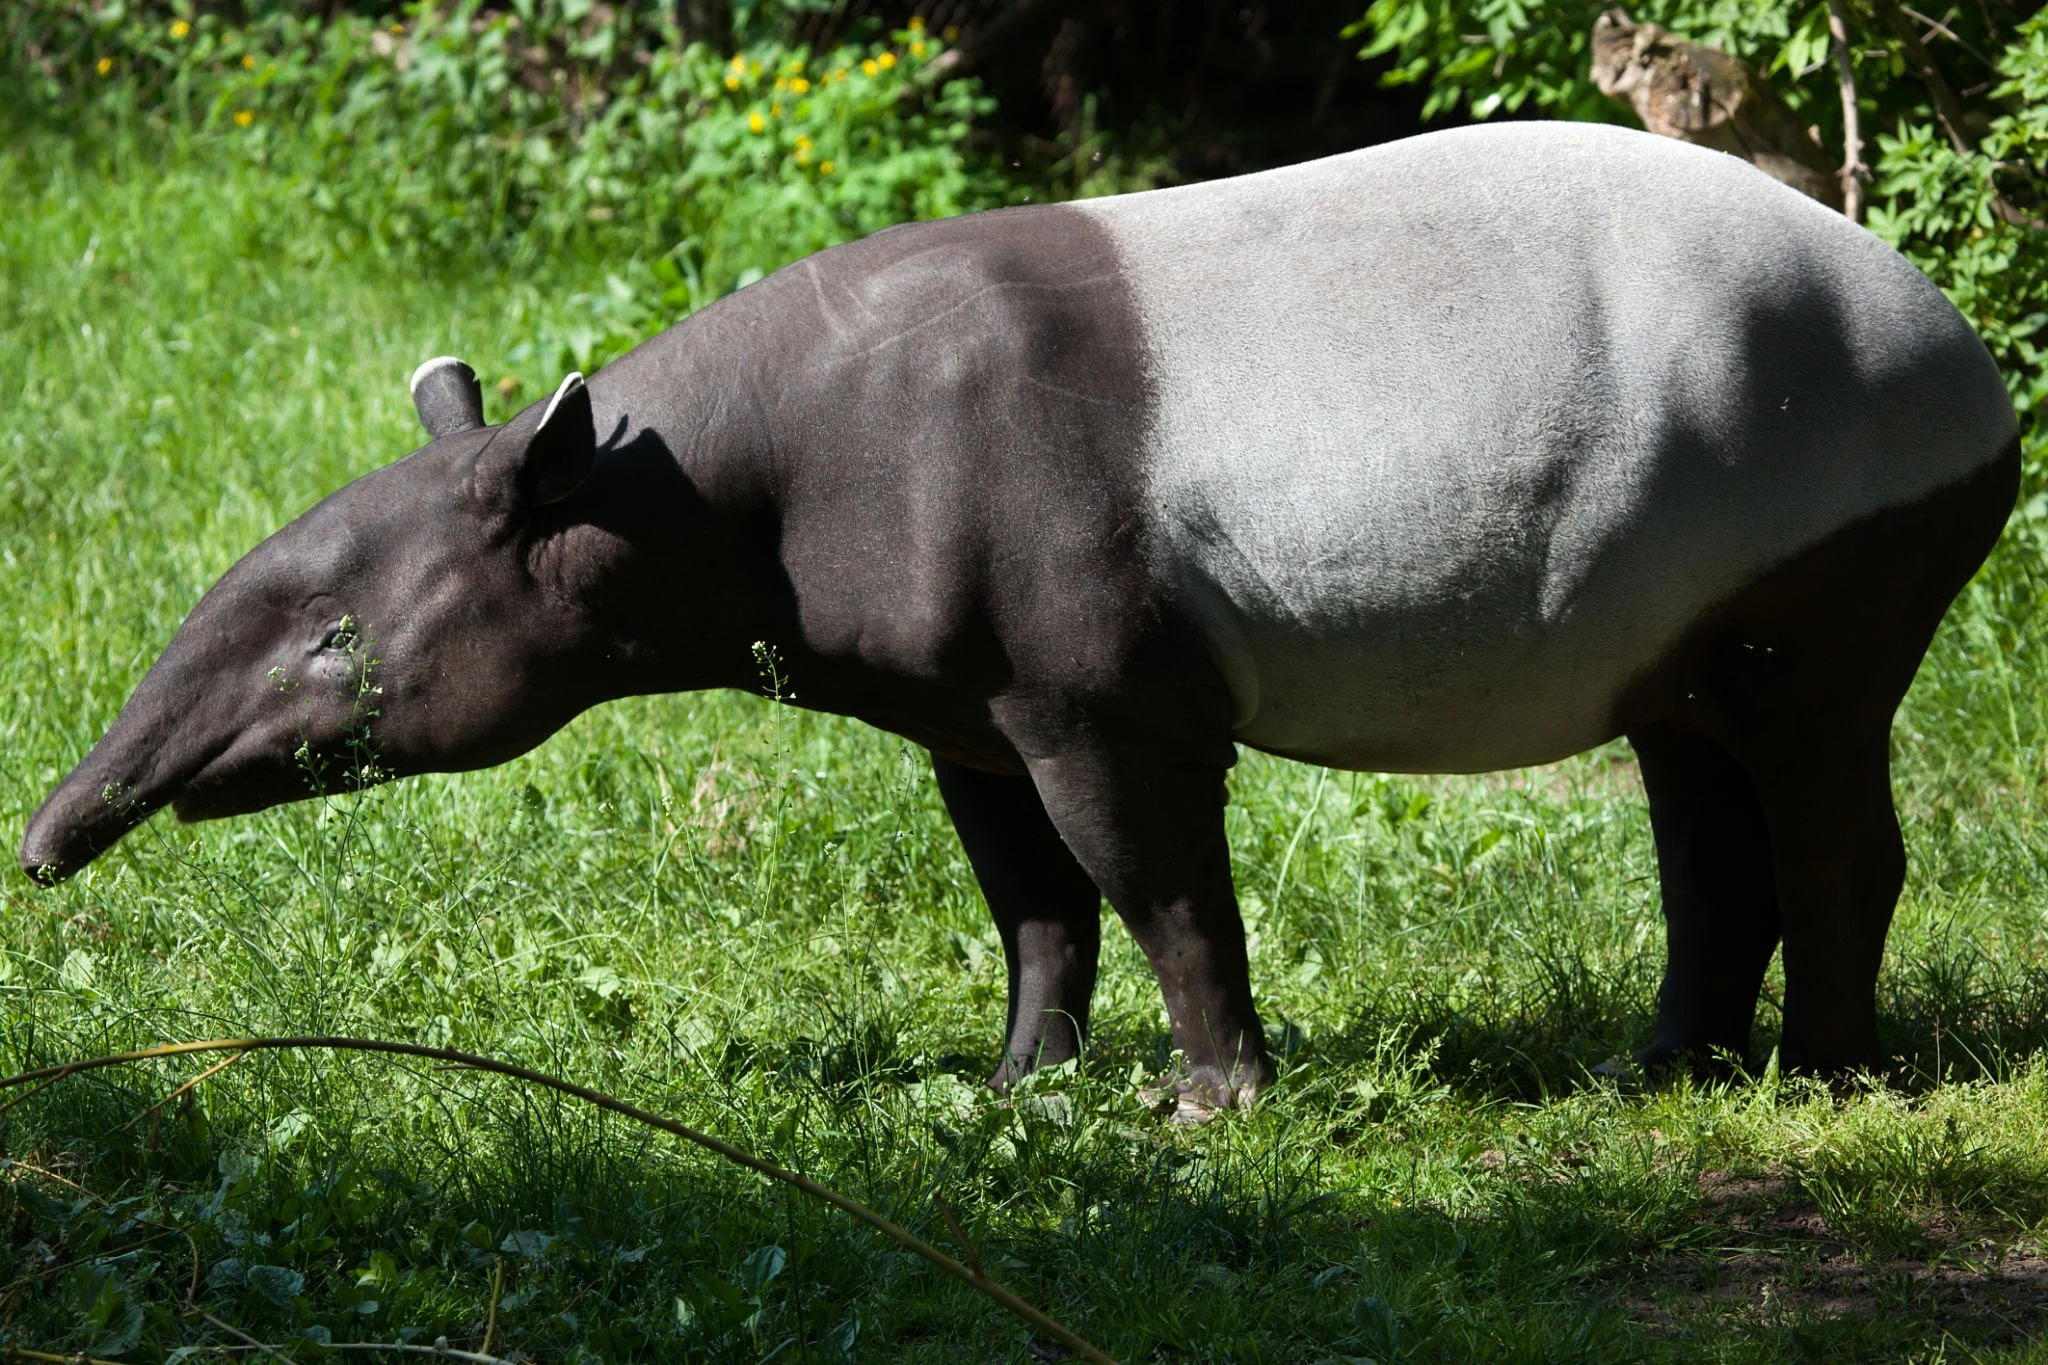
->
[194,1308,298,1363]
[118,1047,248,1134]
[1897,3,1997,68]
[480,1257,504,1359]
[0,1037,1120,1365]
[932,1192,984,1280]
[1826,0,1870,221]
[195,1340,520,1362]
[0,1347,132,1365]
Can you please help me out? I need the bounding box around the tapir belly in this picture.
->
[1149,437,1719,774]
[1070,123,2016,773]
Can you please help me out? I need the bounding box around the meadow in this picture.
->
[6,111,2048,1362]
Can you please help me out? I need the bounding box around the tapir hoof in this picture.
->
[1139,1061,1271,1122]
[1618,1041,1751,1082]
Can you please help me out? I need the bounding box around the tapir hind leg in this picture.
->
[1741,728,1903,1074]
[932,755,1102,1091]
[1643,445,2018,1077]
[1629,717,1780,1071]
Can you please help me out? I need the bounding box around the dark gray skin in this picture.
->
[21,208,1268,1111]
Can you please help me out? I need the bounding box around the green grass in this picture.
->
[6,122,2048,1363]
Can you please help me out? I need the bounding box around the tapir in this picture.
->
[19,123,2020,1114]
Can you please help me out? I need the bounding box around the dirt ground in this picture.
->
[1628,1171,2048,1339]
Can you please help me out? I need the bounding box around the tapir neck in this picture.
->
[567,300,795,700]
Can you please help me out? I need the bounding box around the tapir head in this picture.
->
[20,359,616,883]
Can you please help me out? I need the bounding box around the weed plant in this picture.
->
[8,0,1013,376]
[6,74,2048,1365]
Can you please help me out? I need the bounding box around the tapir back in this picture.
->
[1069,122,2017,772]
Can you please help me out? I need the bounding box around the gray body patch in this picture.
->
[1071,122,2016,772]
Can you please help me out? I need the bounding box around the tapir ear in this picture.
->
[525,372,595,505]
[410,356,485,439]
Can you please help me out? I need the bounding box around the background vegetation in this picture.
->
[3,0,2048,1360]
[1359,0,2048,514]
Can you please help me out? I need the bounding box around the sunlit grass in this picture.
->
[4,123,2048,1361]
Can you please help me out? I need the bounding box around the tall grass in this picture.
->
[5,122,2048,1361]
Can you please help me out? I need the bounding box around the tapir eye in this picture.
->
[321,619,359,653]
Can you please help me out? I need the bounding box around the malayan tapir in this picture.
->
[19,123,2020,1115]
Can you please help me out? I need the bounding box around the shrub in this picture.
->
[6,1,1013,367]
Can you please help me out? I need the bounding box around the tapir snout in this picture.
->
[20,361,623,884]
[19,549,384,883]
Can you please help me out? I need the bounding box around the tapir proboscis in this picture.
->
[20,123,2020,1114]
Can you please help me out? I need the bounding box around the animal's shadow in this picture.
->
[1279,933,2048,1103]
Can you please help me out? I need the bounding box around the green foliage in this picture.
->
[1353,1,1830,123]
[1352,1,2048,453]
[1870,17,2048,440]
[5,1,1010,369]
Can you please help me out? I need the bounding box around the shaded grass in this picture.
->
[4,122,2048,1361]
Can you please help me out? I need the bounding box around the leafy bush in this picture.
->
[1869,23,2048,439]
[6,1,1012,367]
[1352,2,2048,454]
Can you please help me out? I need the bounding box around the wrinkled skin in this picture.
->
[19,377,739,882]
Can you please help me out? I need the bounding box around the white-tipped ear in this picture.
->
[409,355,466,395]
[410,356,486,439]
[539,372,586,430]
[475,370,595,507]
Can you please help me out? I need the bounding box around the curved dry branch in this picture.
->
[0,1037,1119,1365]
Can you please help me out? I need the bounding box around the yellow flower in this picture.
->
[724,73,740,90]
[95,56,113,76]
[909,41,926,58]
[860,57,878,76]
[770,102,782,118]
[794,134,812,149]
[794,147,810,164]
[909,15,925,30]
[818,159,834,175]
[877,50,896,69]
[233,109,253,127]
[790,76,810,93]
[747,111,765,133]
[240,53,256,69]
[730,54,745,72]
[169,19,190,38]
[774,76,786,91]
[389,22,404,34]
[831,67,847,81]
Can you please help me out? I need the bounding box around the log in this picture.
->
[1591,8,1843,211]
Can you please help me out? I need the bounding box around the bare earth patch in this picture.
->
[1626,1171,2048,1338]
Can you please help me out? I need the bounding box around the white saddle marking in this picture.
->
[1073,123,2015,772]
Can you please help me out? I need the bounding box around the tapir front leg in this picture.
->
[932,755,1103,1091]
[1021,740,1271,1115]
